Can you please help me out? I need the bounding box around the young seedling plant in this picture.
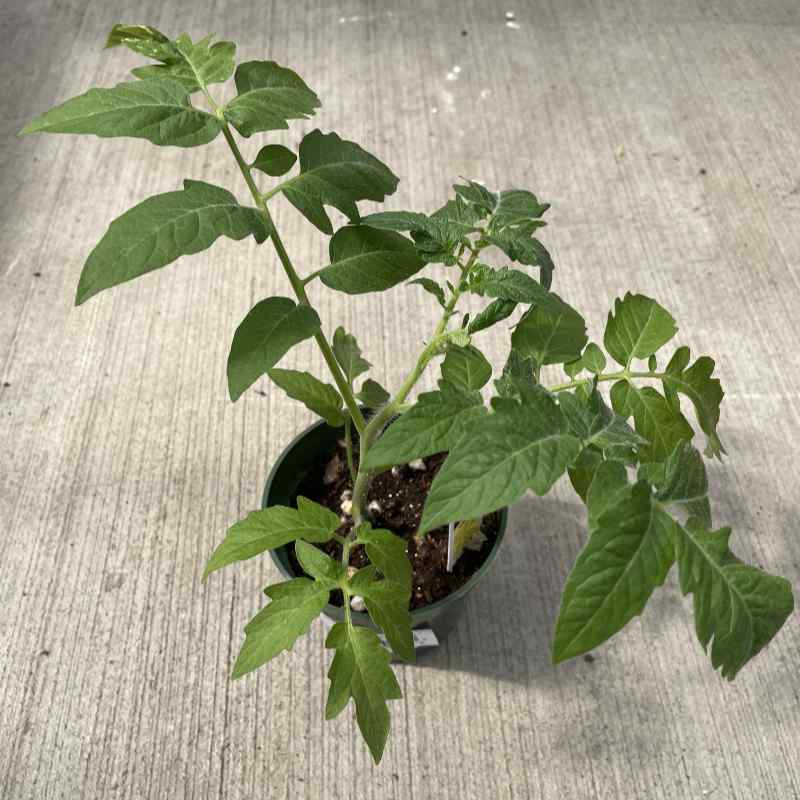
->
[21,25,794,764]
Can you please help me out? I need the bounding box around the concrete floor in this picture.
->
[2,1,800,798]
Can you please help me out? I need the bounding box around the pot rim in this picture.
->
[262,415,508,621]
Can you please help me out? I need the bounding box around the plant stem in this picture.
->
[220,124,367,434]
[344,416,356,485]
[349,247,481,524]
[545,369,663,394]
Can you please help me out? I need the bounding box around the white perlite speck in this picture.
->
[408,458,426,471]
[367,500,382,514]
[350,595,366,612]
[340,499,353,515]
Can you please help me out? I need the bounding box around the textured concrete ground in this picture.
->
[2,1,800,798]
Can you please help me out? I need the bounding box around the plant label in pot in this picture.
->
[20,23,795,767]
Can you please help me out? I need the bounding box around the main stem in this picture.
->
[349,247,480,526]
[220,125,367,434]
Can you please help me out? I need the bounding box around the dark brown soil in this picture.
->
[287,438,500,611]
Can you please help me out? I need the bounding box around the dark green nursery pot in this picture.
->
[264,417,508,652]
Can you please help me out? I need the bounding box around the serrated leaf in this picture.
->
[332,327,371,384]
[559,389,648,457]
[511,295,588,366]
[494,189,550,227]
[419,394,580,532]
[20,78,222,147]
[407,277,446,308]
[357,378,390,409]
[662,346,726,459]
[360,210,430,232]
[295,540,346,589]
[223,60,320,137]
[350,568,414,663]
[583,343,607,374]
[604,293,677,367]
[203,496,340,578]
[640,441,712,528]
[355,524,412,586]
[468,298,517,335]
[227,297,321,401]
[553,473,676,662]
[131,33,235,92]
[105,24,176,61]
[567,446,604,503]
[252,144,297,177]
[320,225,424,294]
[267,368,345,426]
[494,350,539,401]
[362,382,486,469]
[469,266,554,306]
[232,577,329,678]
[441,344,492,391]
[75,179,267,305]
[325,623,402,763]
[431,195,484,230]
[486,230,554,288]
[611,381,694,463]
[278,130,399,234]
[453,179,497,214]
[674,522,793,679]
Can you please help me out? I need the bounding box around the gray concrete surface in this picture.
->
[2,1,800,798]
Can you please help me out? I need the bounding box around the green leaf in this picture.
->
[320,226,424,294]
[357,378,390,409]
[511,295,588,366]
[203,496,340,579]
[467,298,517,335]
[355,524,412,586]
[295,540,346,589]
[674,522,794,679]
[567,446,603,503]
[75,179,267,305]
[223,60,320,137]
[431,195,484,230]
[279,130,399,234]
[553,472,676,662]
[227,297,321,401]
[453,180,497,214]
[350,568,414,663]
[267,368,345,426]
[441,344,492,391]
[662,347,726,459]
[494,189,550,227]
[232,577,329,678]
[494,350,539,401]
[105,24,176,60]
[582,343,607,374]
[468,266,554,306]
[419,394,580,532]
[252,144,297,177]
[558,389,648,457]
[362,382,486,469]
[604,293,677,367]
[611,381,694,463]
[130,33,235,92]
[486,230,554,288]
[332,326,371,384]
[407,277,446,308]
[20,79,222,147]
[640,442,712,528]
[325,623,402,763]
[360,210,430,232]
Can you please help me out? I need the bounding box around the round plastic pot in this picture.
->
[264,416,507,650]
